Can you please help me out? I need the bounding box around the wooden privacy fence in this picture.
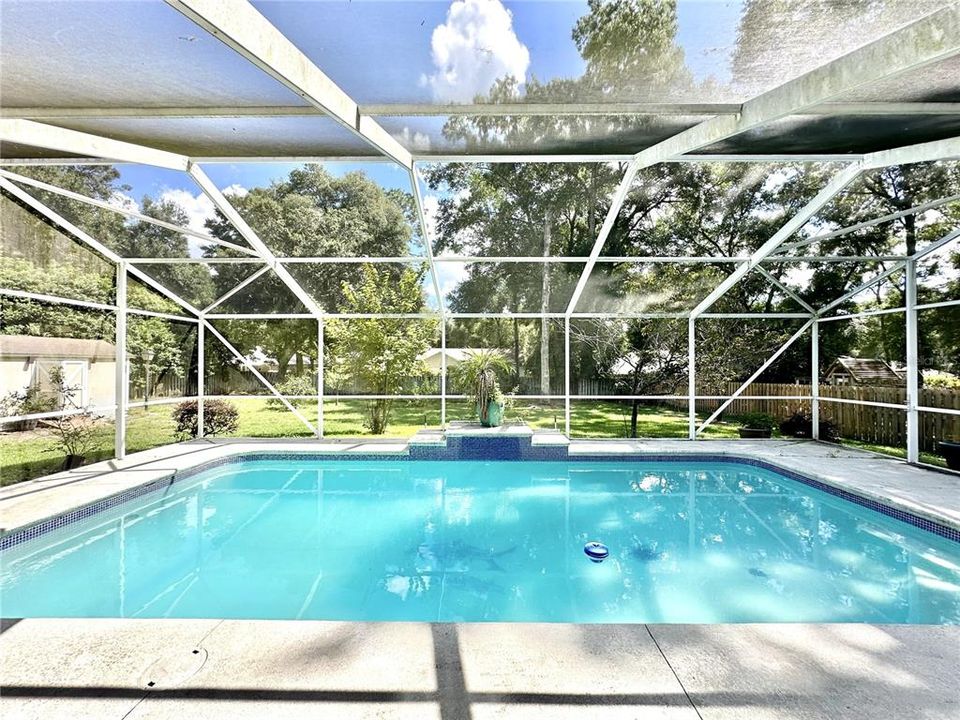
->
[662,382,959,452]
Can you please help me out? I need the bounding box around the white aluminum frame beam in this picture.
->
[811,320,820,441]
[817,264,908,316]
[410,164,445,317]
[690,163,864,318]
[905,258,919,463]
[317,318,324,438]
[0,168,258,257]
[202,265,271,314]
[862,135,960,169]
[197,320,205,439]
[688,318,696,439]
[775,193,960,255]
[912,226,960,260]
[696,319,815,435]
[115,263,127,459]
[0,177,204,316]
[565,5,960,317]
[188,164,323,317]
[0,119,189,171]
[754,265,816,314]
[0,153,871,166]
[203,320,316,435]
[6,102,960,120]
[117,254,909,265]
[1,287,195,323]
[164,0,411,168]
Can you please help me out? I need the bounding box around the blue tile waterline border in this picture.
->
[1,450,957,552]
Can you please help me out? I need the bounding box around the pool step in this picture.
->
[409,422,569,460]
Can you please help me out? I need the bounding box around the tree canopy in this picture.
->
[204,165,419,377]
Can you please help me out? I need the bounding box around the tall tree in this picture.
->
[205,165,416,378]
[326,265,435,434]
[426,162,617,392]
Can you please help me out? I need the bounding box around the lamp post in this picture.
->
[142,348,154,409]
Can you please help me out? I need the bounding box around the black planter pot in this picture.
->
[738,427,772,439]
[939,441,960,471]
[62,454,85,470]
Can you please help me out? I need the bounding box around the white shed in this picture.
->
[0,335,116,410]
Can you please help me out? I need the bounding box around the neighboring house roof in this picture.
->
[823,356,905,385]
[608,350,677,376]
[243,347,312,368]
[418,348,505,363]
[0,334,115,361]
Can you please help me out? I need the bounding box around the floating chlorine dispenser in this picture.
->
[584,541,609,562]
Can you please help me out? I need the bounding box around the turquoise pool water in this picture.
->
[2,459,958,623]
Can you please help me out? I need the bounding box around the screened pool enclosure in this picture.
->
[1,0,959,480]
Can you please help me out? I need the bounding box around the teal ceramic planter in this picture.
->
[479,400,505,427]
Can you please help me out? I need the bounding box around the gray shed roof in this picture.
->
[823,356,905,385]
[0,335,115,361]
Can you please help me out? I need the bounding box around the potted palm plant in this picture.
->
[737,412,776,439]
[452,350,511,427]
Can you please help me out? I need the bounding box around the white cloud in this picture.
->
[107,191,138,214]
[158,185,247,235]
[159,188,217,235]
[397,126,432,151]
[422,193,441,239]
[222,184,248,199]
[423,0,530,103]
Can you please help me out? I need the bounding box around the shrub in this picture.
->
[46,412,101,459]
[1,386,57,430]
[738,412,776,431]
[265,374,315,409]
[924,371,960,389]
[0,385,56,417]
[779,408,839,442]
[43,367,101,461]
[172,399,239,439]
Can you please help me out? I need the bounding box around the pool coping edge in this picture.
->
[1,443,958,550]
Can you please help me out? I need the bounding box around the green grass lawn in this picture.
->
[839,438,947,468]
[1,397,947,485]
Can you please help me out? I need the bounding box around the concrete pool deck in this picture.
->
[1,619,957,719]
[2,438,958,718]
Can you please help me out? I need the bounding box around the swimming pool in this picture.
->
[2,458,958,623]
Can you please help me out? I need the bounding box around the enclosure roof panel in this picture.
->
[27,117,379,159]
[0,0,305,108]
[1,0,958,160]
[251,0,951,105]
[699,115,960,156]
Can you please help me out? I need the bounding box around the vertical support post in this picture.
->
[688,317,696,440]
[317,317,324,439]
[440,319,447,428]
[114,262,127,459]
[906,258,919,463]
[564,317,571,437]
[811,319,820,441]
[197,321,205,439]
